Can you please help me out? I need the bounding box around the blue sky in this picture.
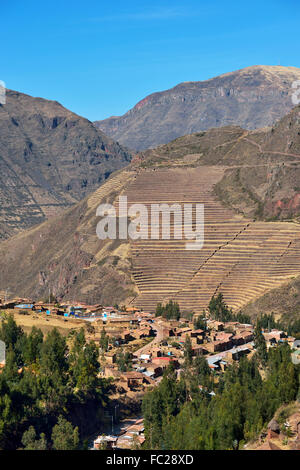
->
[1,0,300,121]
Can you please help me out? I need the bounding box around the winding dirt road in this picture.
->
[134,321,165,356]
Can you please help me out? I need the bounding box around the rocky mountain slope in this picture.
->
[95,65,300,150]
[1,106,300,314]
[0,90,132,239]
[0,168,138,306]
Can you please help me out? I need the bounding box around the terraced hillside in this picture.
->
[1,106,300,314]
[124,167,300,313]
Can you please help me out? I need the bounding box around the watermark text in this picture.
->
[96,196,204,250]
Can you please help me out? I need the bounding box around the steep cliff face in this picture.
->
[0,90,132,239]
[95,65,300,150]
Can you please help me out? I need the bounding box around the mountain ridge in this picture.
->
[95,65,300,150]
[0,89,132,239]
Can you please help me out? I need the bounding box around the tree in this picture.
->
[0,314,25,365]
[39,329,68,412]
[21,426,47,450]
[0,314,24,348]
[194,355,211,388]
[116,351,132,372]
[2,346,20,383]
[297,374,300,403]
[40,328,67,375]
[142,343,300,450]
[208,293,232,322]
[70,333,100,393]
[51,416,79,450]
[267,343,298,404]
[99,329,109,352]
[43,293,57,303]
[23,327,43,365]
[0,321,109,450]
[155,303,164,317]
[183,336,193,367]
[254,323,268,365]
[155,300,180,321]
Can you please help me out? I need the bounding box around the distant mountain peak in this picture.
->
[95,65,300,151]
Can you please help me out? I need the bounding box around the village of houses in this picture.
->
[1,295,300,450]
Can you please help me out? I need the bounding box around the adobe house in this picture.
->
[104,367,121,379]
[122,371,145,389]
[195,335,204,345]
[176,327,193,337]
[192,346,208,357]
[133,328,151,340]
[190,329,205,340]
[140,353,152,363]
[106,353,117,364]
[208,321,224,332]
[232,331,254,346]
[120,330,132,342]
[1,301,17,309]
[152,357,179,370]
[162,327,175,337]
[213,339,233,352]
[144,363,162,378]
[229,346,252,361]
[151,347,162,358]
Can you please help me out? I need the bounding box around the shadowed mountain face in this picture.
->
[0,90,132,239]
[1,106,300,316]
[95,65,300,151]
